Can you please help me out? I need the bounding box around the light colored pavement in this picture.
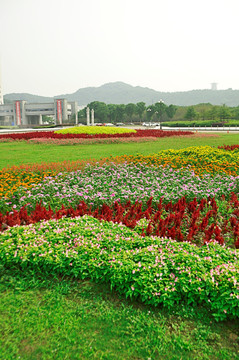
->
[0,125,239,134]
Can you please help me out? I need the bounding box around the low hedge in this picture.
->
[163,120,239,127]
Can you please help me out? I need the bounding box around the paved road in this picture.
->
[160,126,239,132]
[0,125,239,134]
[0,127,63,134]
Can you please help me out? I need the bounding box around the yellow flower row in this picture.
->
[0,171,52,200]
[105,146,239,177]
[54,126,136,135]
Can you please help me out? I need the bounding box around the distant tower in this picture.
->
[211,83,218,90]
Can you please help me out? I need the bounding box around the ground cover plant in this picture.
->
[1,215,239,321]
[1,134,239,358]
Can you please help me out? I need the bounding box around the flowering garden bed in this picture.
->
[1,215,238,321]
[218,144,239,151]
[25,136,159,145]
[0,128,193,141]
[0,142,239,321]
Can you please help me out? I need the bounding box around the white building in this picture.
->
[0,99,78,126]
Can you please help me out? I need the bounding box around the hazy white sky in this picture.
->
[1,0,239,96]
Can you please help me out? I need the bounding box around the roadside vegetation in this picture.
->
[76,101,239,127]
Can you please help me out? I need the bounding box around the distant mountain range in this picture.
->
[4,81,239,107]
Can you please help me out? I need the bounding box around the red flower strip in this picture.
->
[1,194,239,248]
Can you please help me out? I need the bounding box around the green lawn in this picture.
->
[0,133,239,169]
[1,269,238,360]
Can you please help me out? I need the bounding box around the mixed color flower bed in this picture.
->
[27,136,159,145]
[1,142,239,320]
[3,162,239,210]
[0,128,193,141]
[1,145,239,199]
[1,194,239,248]
[0,215,238,321]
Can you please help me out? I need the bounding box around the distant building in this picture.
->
[0,99,78,127]
[0,71,3,105]
[211,83,218,90]
[0,88,3,105]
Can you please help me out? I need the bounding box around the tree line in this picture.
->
[78,101,239,124]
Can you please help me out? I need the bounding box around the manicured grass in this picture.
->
[0,133,239,169]
[0,269,238,360]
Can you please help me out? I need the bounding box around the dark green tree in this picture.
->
[136,102,146,120]
[146,105,156,121]
[218,104,231,121]
[125,103,137,119]
[87,101,109,122]
[115,104,126,122]
[154,101,167,122]
[185,106,197,120]
[107,104,117,123]
[233,106,239,120]
[166,104,177,119]
[207,106,218,120]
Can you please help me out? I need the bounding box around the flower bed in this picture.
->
[54,126,136,135]
[2,162,239,211]
[1,194,239,248]
[0,161,99,199]
[218,144,239,152]
[0,129,193,140]
[1,144,239,320]
[27,136,158,145]
[1,146,239,200]
[1,161,239,248]
[109,146,239,176]
[0,215,238,321]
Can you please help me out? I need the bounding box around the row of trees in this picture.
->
[78,101,239,124]
[78,101,177,124]
[183,104,239,121]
